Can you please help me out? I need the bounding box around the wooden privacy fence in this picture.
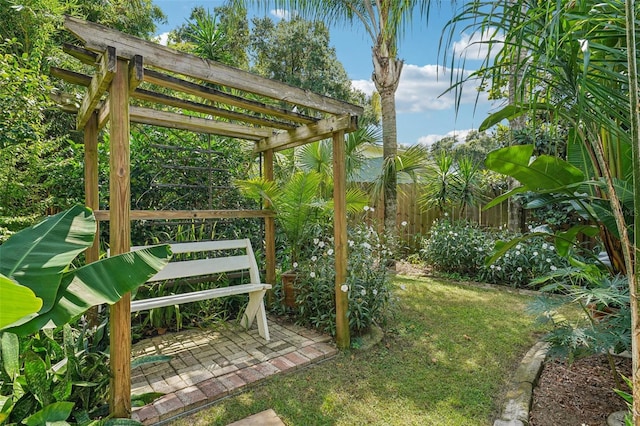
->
[365,183,509,243]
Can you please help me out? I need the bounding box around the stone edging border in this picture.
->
[494,341,550,426]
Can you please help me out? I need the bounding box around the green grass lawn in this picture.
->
[170,275,543,426]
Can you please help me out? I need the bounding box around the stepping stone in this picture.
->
[226,409,284,426]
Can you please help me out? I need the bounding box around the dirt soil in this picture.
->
[393,262,631,426]
[530,354,631,426]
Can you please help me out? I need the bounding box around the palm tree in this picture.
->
[444,0,640,418]
[232,0,436,234]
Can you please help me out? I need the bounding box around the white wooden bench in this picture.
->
[129,239,271,340]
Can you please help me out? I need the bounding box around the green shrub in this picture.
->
[294,223,392,336]
[421,219,569,288]
[478,236,569,287]
[420,219,493,278]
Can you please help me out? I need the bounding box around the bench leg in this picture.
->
[242,289,270,341]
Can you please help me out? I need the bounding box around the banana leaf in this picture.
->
[0,205,172,336]
[0,276,42,329]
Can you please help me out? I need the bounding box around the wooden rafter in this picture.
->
[77,46,116,130]
[130,107,273,140]
[50,67,301,130]
[93,209,274,221]
[62,43,319,124]
[255,114,358,153]
[64,15,363,116]
[142,69,316,124]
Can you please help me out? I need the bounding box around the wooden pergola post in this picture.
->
[83,112,101,326]
[84,111,100,263]
[108,56,132,417]
[263,149,276,289]
[332,130,349,349]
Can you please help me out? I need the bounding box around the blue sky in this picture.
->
[152,1,501,146]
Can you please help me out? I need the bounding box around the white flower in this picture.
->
[348,240,354,247]
[533,251,538,257]
[327,249,334,255]
[516,245,522,250]
[313,238,319,245]
[549,245,555,251]
[318,241,325,248]
[362,242,371,249]
[546,258,552,263]
[505,253,510,258]
[515,251,521,256]
[311,256,317,262]
[401,221,408,226]
[310,271,316,278]
[453,233,458,237]
[550,265,557,271]
[579,38,589,53]
[517,267,523,272]
[363,206,370,211]
[372,289,378,296]
[340,284,349,292]
[360,289,366,296]
[496,266,502,271]
[490,264,495,269]
[293,262,298,269]
[369,207,375,212]
[542,243,548,249]
[444,212,449,217]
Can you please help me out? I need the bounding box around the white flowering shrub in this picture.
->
[294,223,392,335]
[421,219,492,277]
[479,236,569,287]
[421,219,569,288]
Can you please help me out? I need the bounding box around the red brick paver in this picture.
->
[131,317,337,424]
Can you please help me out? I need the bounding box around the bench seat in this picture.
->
[129,239,272,340]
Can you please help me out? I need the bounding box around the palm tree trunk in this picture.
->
[380,88,398,232]
[372,41,403,234]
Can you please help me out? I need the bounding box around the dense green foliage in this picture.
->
[293,223,393,335]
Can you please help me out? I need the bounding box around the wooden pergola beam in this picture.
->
[128,55,143,93]
[133,88,297,130]
[77,46,116,130]
[255,114,357,153]
[64,15,363,117]
[129,106,273,140]
[93,209,274,221]
[50,67,301,130]
[143,69,316,124]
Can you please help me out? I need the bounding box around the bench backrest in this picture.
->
[130,238,261,284]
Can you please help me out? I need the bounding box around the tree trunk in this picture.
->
[507,0,526,233]
[623,0,640,422]
[372,40,403,235]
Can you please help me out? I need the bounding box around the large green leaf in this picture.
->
[0,205,95,313]
[22,401,74,426]
[0,275,42,329]
[7,245,172,336]
[478,103,554,131]
[485,145,585,191]
[1,332,19,379]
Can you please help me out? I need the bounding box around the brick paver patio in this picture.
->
[130,318,336,424]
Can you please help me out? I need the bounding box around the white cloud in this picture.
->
[270,8,291,20]
[351,79,375,96]
[352,64,488,113]
[417,129,474,147]
[452,28,504,61]
[395,64,489,113]
[155,32,170,46]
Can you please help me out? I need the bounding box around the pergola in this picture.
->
[50,16,363,418]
